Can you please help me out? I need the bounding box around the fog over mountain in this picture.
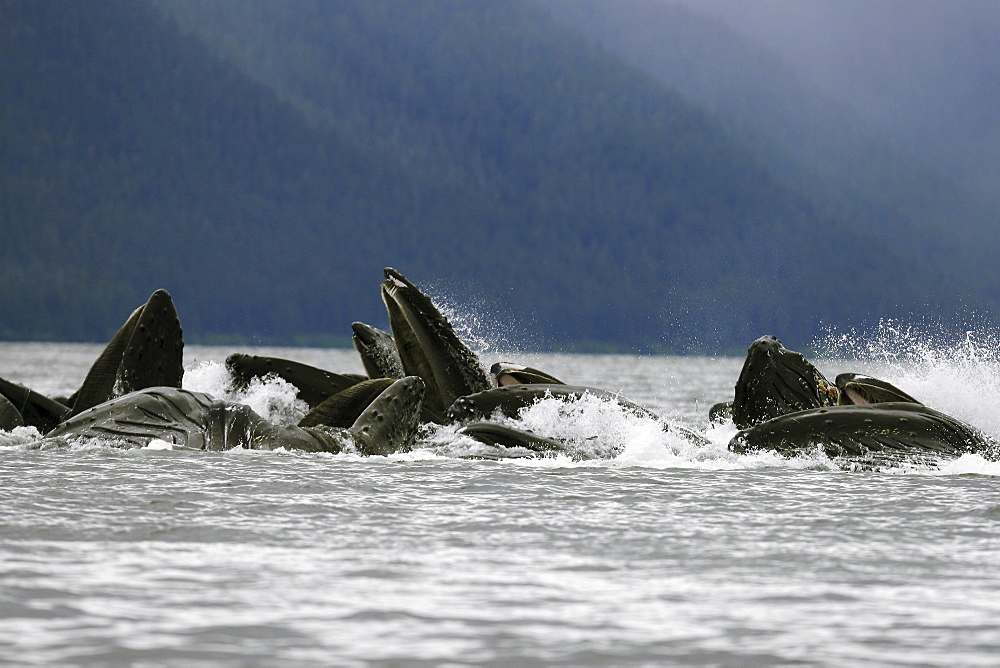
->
[684,0,1000,203]
[544,0,1000,310]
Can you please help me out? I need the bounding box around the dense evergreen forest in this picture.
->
[0,0,992,352]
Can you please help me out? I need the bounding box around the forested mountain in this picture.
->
[0,0,991,351]
[1,0,405,342]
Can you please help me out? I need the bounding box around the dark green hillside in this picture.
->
[0,0,989,351]
[0,0,417,341]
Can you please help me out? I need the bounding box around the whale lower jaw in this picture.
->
[729,402,995,470]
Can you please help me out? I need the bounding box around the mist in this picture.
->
[682,0,1000,200]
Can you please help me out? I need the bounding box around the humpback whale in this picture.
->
[0,375,71,433]
[351,322,404,380]
[380,267,491,422]
[0,289,183,433]
[67,289,184,416]
[718,334,996,468]
[731,335,839,429]
[0,392,23,431]
[729,402,996,469]
[45,376,426,456]
[490,362,565,387]
[708,401,734,425]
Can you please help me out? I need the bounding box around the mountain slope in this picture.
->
[0,0,414,341]
[684,0,1000,204]
[0,0,989,351]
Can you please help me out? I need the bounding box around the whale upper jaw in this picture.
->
[380,267,489,421]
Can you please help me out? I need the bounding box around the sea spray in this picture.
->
[516,392,656,460]
[932,452,1000,476]
[815,319,1000,438]
[423,283,531,369]
[429,390,840,471]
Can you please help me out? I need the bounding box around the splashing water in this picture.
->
[427,391,839,471]
[183,360,308,425]
[427,286,526,365]
[0,425,43,448]
[516,392,663,460]
[815,319,1000,438]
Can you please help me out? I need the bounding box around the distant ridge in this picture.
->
[0,0,990,351]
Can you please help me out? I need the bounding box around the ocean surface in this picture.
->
[2,331,999,666]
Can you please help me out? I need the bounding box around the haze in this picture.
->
[683,0,1000,200]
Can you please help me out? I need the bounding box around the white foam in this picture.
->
[182,359,233,395]
[0,425,43,448]
[515,392,650,460]
[145,439,176,451]
[928,453,1000,476]
[183,360,308,425]
[417,391,838,471]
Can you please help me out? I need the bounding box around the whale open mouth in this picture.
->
[835,373,922,406]
[490,362,565,387]
[380,268,489,421]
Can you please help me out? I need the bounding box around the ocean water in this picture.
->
[1,333,999,666]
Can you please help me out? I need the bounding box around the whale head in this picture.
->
[380,268,490,421]
[732,335,838,429]
[349,375,426,456]
[351,322,404,380]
